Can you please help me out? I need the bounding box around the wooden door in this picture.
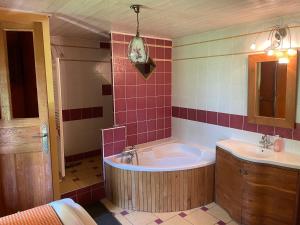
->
[215,148,243,223]
[242,162,299,225]
[0,21,53,216]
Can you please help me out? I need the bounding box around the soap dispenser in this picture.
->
[273,135,284,152]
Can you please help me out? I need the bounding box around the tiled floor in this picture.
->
[101,199,239,225]
[60,155,103,194]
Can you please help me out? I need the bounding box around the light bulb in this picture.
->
[275,51,283,57]
[287,48,297,56]
[250,43,256,50]
[264,40,272,48]
[267,50,274,56]
[278,57,289,64]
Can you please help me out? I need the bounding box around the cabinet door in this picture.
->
[215,148,243,223]
[242,162,299,225]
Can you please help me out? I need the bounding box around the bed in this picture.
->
[0,198,97,225]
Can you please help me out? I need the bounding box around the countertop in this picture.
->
[216,139,300,170]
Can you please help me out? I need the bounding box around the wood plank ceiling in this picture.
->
[0,0,300,39]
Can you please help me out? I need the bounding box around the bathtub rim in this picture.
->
[103,140,215,172]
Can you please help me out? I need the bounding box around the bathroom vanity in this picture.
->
[215,140,300,225]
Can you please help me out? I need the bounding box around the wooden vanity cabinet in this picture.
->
[215,147,243,223]
[216,147,300,225]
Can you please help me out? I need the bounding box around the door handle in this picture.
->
[33,124,49,154]
[32,133,48,138]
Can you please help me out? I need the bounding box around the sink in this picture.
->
[239,145,274,159]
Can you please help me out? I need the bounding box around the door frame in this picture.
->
[0,7,60,200]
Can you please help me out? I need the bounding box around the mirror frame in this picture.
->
[248,53,298,128]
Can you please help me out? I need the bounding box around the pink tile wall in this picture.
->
[102,126,126,157]
[111,33,172,146]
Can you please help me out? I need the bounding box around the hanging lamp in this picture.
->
[128,4,149,64]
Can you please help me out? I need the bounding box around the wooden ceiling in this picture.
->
[1,0,300,39]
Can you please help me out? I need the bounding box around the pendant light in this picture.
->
[128,5,149,64]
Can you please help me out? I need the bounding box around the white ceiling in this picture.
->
[1,0,300,39]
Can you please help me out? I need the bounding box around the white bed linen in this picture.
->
[49,198,97,225]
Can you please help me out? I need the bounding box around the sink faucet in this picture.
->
[121,145,139,165]
[259,134,273,150]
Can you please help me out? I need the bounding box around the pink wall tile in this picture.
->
[229,114,244,129]
[217,113,229,127]
[258,125,275,135]
[103,129,113,144]
[207,111,217,125]
[293,124,300,141]
[275,127,293,139]
[196,110,207,123]
[102,126,126,157]
[187,109,197,121]
[243,116,258,132]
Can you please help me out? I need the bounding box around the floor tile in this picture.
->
[162,215,192,225]
[115,214,133,225]
[60,180,80,194]
[184,208,219,225]
[205,202,217,209]
[154,212,178,221]
[60,156,103,193]
[124,211,158,225]
[207,205,231,223]
[226,220,239,225]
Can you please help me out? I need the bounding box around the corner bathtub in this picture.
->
[104,141,215,212]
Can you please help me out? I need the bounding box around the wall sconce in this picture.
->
[250,25,297,64]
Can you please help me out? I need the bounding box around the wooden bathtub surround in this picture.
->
[104,163,215,212]
[215,147,300,225]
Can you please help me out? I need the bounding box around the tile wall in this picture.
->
[102,126,126,157]
[101,33,172,157]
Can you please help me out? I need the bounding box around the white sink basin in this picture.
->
[239,145,274,159]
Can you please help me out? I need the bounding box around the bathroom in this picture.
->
[1,1,300,225]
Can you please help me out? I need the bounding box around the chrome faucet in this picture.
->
[259,134,273,150]
[121,145,139,165]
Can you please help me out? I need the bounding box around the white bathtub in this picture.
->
[104,141,215,172]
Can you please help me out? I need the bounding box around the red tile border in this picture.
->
[172,106,299,141]
[99,42,111,49]
[217,113,229,127]
[229,114,244,130]
[61,182,105,206]
[257,125,274,136]
[65,149,101,163]
[62,106,103,121]
[102,84,112,95]
[207,111,217,125]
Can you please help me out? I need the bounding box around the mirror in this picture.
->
[248,53,298,128]
[257,61,287,118]
[134,57,156,79]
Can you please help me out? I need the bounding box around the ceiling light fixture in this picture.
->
[128,4,149,64]
[250,25,297,64]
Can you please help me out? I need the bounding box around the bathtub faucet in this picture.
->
[121,145,139,165]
